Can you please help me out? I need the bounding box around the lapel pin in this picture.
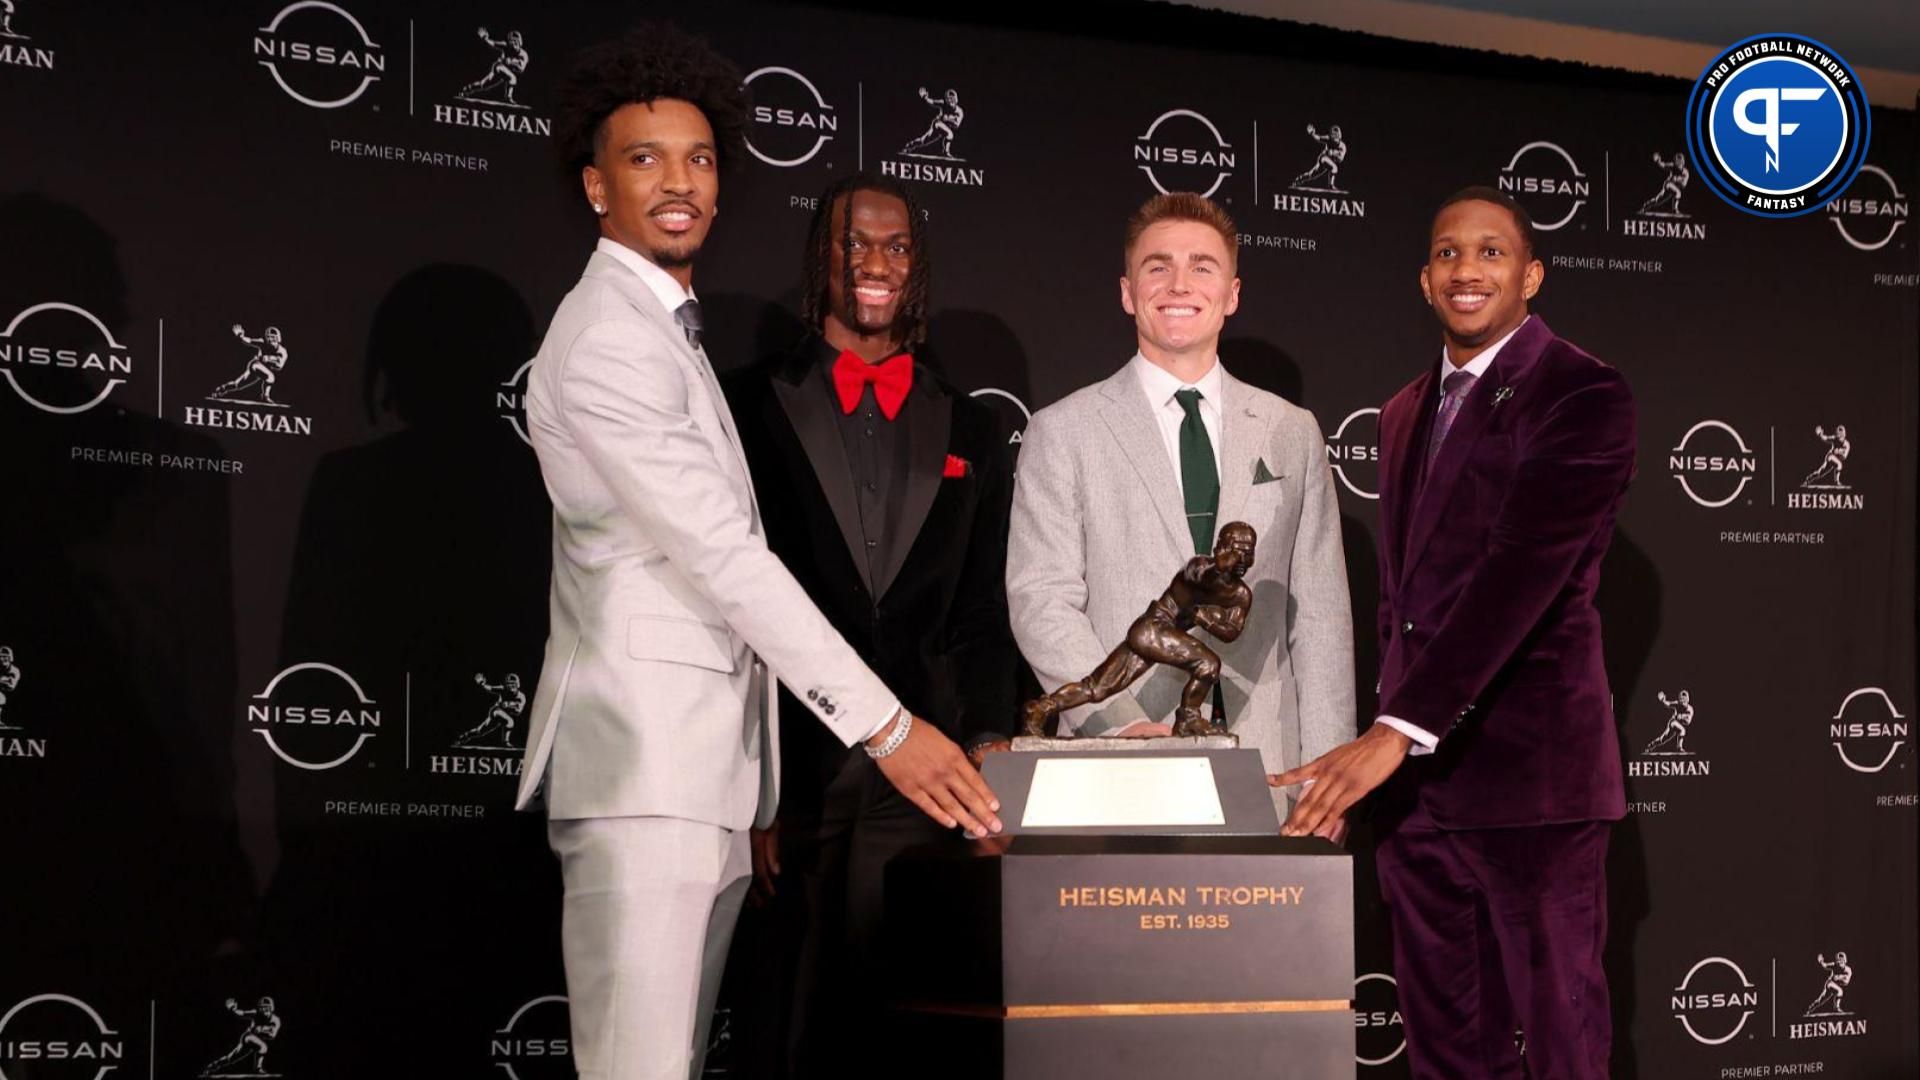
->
[1491,386,1514,409]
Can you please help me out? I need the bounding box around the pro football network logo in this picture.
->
[1686,34,1870,217]
[1826,164,1909,251]
[1789,951,1867,1039]
[0,301,136,416]
[253,1,385,111]
[1134,109,1235,199]
[743,65,837,168]
[1623,152,1707,240]
[200,996,284,1078]
[882,86,984,187]
[1353,972,1405,1066]
[244,662,384,771]
[1324,408,1380,500]
[490,995,571,1080]
[1670,956,1761,1046]
[1629,690,1710,778]
[1787,423,1863,510]
[1274,123,1364,218]
[1827,687,1908,775]
[1668,420,1759,508]
[0,0,54,70]
[434,26,551,136]
[498,359,533,446]
[184,323,314,436]
[430,672,525,777]
[0,993,127,1078]
[1498,141,1589,231]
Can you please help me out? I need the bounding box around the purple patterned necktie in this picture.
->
[1425,369,1479,468]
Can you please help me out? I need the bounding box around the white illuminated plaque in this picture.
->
[1021,756,1226,828]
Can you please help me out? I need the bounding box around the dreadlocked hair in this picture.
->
[552,22,748,183]
[799,173,932,350]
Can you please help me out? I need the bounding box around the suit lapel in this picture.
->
[1215,371,1276,529]
[1379,369,1434,590]
[1097,367,1190,555]
[587,253,758,514]
[1399,316,1553,587]
[771,353,873,597]
[876,373,951,600]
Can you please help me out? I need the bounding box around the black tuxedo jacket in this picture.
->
[723,337,1019,815]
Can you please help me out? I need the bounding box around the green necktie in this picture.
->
[1174,388,1219,554]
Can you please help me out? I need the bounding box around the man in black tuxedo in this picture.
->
[724,171,1018,1078]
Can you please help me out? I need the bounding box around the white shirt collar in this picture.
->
[1437,314,1532,390]
[596,236,695,318]
[1131,351,1225,412]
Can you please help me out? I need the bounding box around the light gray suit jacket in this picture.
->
[516,251,892,828]
[1007,362,1356,777]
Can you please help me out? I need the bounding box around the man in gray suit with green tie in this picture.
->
[1006,192,1356,836]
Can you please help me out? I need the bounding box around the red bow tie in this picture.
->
[831,350,914,420]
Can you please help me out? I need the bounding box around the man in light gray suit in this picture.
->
[1007,192,1355,835]
[520,27,1000,1080]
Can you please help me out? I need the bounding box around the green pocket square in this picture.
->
[1252,458,1281,484]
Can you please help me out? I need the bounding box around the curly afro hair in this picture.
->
[553,23,748,180]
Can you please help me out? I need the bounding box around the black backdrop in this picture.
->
[2,1,1916,1077]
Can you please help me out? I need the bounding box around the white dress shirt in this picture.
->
[1378,317,1530,754]
[596,238,902,744]
[1130,351,1224,500]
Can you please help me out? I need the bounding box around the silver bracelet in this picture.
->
[864,709,912,759]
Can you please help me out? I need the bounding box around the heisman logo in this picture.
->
[1789,951,1867,1039]
[1629,690,1710,778]
[1686,34,1870,218]
[1274,123,1365,218]
[430,672,526,777]
[1324,408,1380,500]
[435,27,551,137]
[0,0,54,70]
[490,995,570,1080]
[253,1,385,110]
[1670,956,1760,1046]
[245,662,384,771]
[1826,164,1909,251]
[1624,152,1707,240]
[0,302,136,416]
[0,643,40,761]
[1788,423,1863,510]
[882,86,984,187]
[0,993,127,1079]
[744,66,837,168]
[1498,141,1590,231]
[184,323,313,437]
[1353,972,1405,1067]
[200,996,283,1078]
[1134,109,1235,199]
[1668,420,1759,508]
[1827,687,1908,774]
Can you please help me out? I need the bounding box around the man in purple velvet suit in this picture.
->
[1274,186,1636,1078]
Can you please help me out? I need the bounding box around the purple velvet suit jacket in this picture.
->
[1376,316,1636,829]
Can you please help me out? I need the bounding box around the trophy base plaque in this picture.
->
[983,736,1279,836]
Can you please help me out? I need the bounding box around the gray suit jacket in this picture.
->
[516,250,893,827]
[1006,362,1356,776]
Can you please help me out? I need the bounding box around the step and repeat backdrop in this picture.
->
[1,1,1915,1077]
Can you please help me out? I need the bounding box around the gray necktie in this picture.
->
[1425,369,1478,468]
[674,299,703,350]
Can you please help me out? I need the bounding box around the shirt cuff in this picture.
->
[863,700,904,744]
[1378,716,1439,756]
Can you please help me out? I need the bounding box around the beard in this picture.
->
[649,238,701,269]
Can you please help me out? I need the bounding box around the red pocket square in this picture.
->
[942,454,970,478]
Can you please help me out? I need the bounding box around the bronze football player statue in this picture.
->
[1020,522,1255,738]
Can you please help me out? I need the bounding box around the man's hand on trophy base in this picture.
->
[1113,719,1174,737]
[1271,723,1412,838]
[871,716,1004,838]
